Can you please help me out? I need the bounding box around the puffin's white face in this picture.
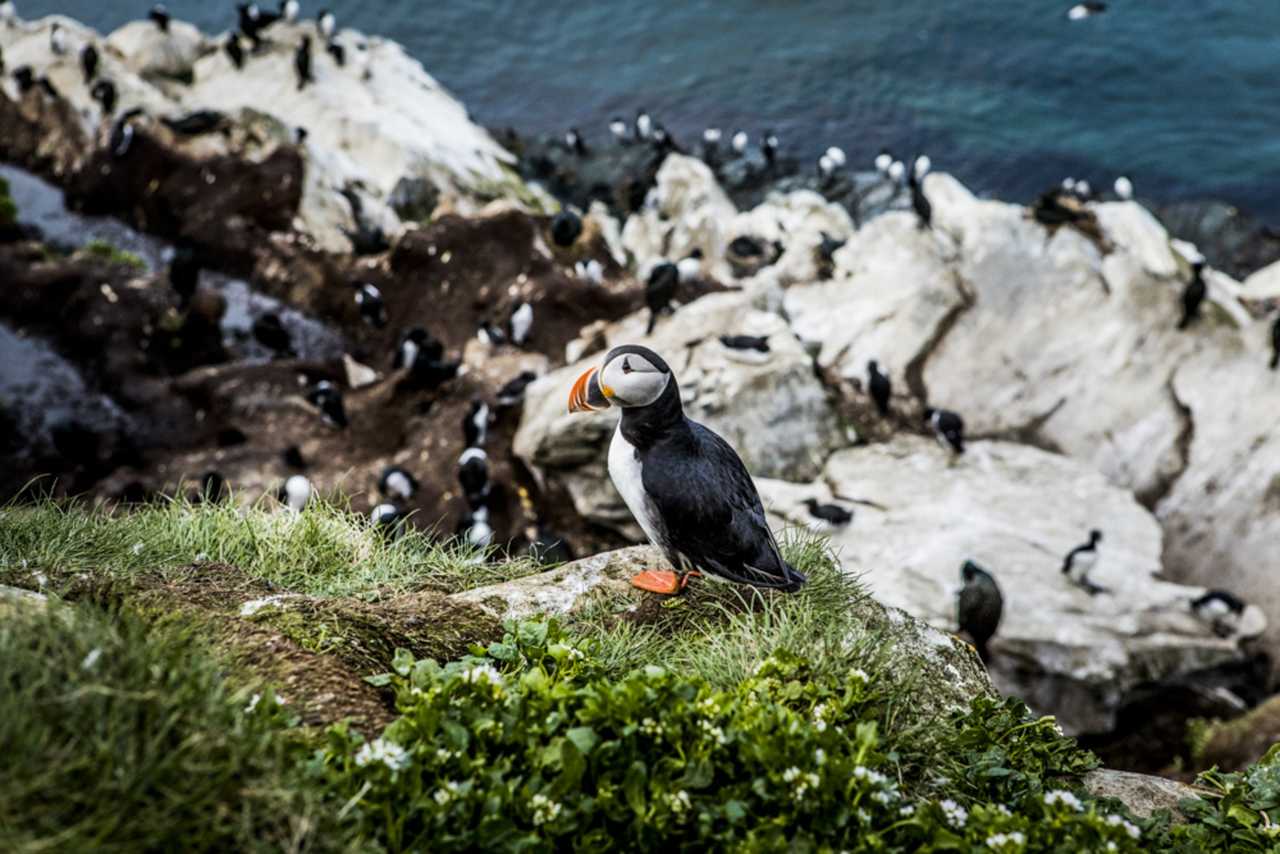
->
[568,347,672,412]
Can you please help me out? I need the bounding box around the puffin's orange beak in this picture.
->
[568,367,610,413]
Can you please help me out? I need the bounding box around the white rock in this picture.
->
[1241,257,1280,302]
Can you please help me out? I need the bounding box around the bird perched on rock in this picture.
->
[887,159,906,184]
[317,8,335,39]
[1114,176,1134,200]
[457,447,490,509]
[496,370,538,408]
[394,326,440,369]
[645,261,679,334]
[731,130,748,155]
[868,360,891,416]
[509,301,533,347]
[1190,590,1246,638]
[50,23,67,56]
[457,505,493,548]
[564,127,587,156]
[307,379,347,428]
[168,243,201,305]
[719,335,770,353]
[370,503,406,538]
[278,474,312,512]
[90,78,117,114]
[634,109,652,141]
[1062,529,1107,595]
[567,344,807,595]
[676,249,703,284]
[294,36,313,89]
[355,282,387,328]
[326,40,345,66]
[550,209,583,248]
[803,498,852,528]
[80,43,99,83]
[874,148,893,173]
[463,399,489,447]
[575,258,604,285]
[280,0,299,23]
[225,35,245,69]
[1066,2,1106,20]
[0,3,14,26]
[251,312,293,356]
[924,407,964,454]
[608,115,628,144]
[12,65,34,94]
[908,155,933,229]
[149,4,170,31]
[477,320,506,348]
[761,130,779,167]
[238,3,280,47]
[162,110,226,136]
[957,560,1003,663]
[1178,261,1207,330]
[378,465,418,502]
[1270,314,1280,370]
[110,108,143,156]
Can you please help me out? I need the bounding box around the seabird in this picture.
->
[719,334,770,353]
[634,109,652,140]
[1114,176,1134,200]
[550,209,583,248]
[0,3,14,25]
[395,326,441,369]
[817,154,836,181]
[295,126,308,144]
[109,109,138,156]
[477,320,507,348]
[867,360,891,416]
[874,149,893,173]
[458,505,493,549]
[355,282,387,328]
[496,370,538,407]
[251,312,293,355]
[326,40,345,66]
[817,233,845,268]
[676,248,702,284]
[761,130,779,166]
[1067,2,1107,20]
[908,156,933,228]
[238,3,280,46]
[609,115,628,143]
[887,159,905,183]
[90,78,117,114]
[317,8,334,39]
[803,498,852,528]
[282,445,307,470]
[225,35,245,69]
[168,243,200,304]
[279,474,312,512]
[37,75,58,98]
[564,127,587,156]
[1270,314,1279,370]
[645,261,679,334]
[370,503,406,537]
[527,525,572,565]
[730,130,748,155]
[1062,529,1106,595]
[824,146,847,169]
[295,36,313,89]
[1178,261,1207,330]
[957,560,1003,663]
[463,399,489,448]
[702,127,721,152]
[50,23,67,56]
[162,110,226,136]
[924,407,964,454]
[1074,180,1092,200]
[149,4,170,31]
[307,379,348,428]
[574,258,604,285]
[567,344,807,595]
[280,0,299,23]
[80,43,99,82]
[1190,590,1246,638]
[378,465,419,501]
[457,447,490,509]
[509,301,533,347]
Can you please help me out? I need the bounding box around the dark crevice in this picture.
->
[903,272,975,406]
[1135,377,1195,510]
[972,397,1068,455]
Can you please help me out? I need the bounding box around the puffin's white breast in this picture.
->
[608,423,664,548]
[1067,549,1098,582]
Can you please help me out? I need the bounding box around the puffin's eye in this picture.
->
[621,358,632,374]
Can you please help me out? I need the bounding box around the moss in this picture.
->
[1191,695,1280,772]
[0,176,16,227]
[80,239,146,270]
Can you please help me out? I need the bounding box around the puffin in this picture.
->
[50,23,67,56]
[575,258,604,285]
[567,344,807,595]
[731,130,748,155]
[225,35,245,69]
[867,360,891,416]
[90,78,117,114]
[1062,529,1107,595]
[1190,590,1246,638]
[527,524,573,565]
[957,560,1003,664]
[355,282,387,328]
[676,249,703,284]
[1178,261,1207,330]
[378,465,418,502]
[564,127,587,156]
[280,0,299,23]
[1114,176,1134,200]
[1067,2,1106,20]
[458,505,493,548]
[496,370,538,408]
[609,115,628,144]
[509,301,533,347]
[924,407,964,454]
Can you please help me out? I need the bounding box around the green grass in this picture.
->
[79,240,147,271]
[0,176,16,227]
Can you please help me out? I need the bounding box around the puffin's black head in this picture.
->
[568,344,674,413]
[961,560,988,585]
[1090,529,1103,544]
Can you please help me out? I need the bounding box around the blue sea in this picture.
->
[22,1,1280,220]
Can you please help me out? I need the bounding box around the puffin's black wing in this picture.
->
[641,421,804,591]
[1061,544,1087,574]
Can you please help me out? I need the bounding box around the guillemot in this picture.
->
[957,560,1003,663]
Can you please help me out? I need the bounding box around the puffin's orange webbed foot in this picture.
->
[630,570,701,595]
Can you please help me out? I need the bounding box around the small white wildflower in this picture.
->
[354,738,411,772]
[194,552,209,562]
[871,791,892,805]
[436,748,452,762]
[1044,790,1083,812]
[667,790,692,814]
[815,719,828,733]
[1105,844,1117,853]
[996,804,1012,817]
[131,542,144,555]
[433,788,451,806]
[1106,814,1141,840]
[899,804,916,817]
[853,766,869,780]
[856,808,871,823]
[814,748,827,766]
[244,693,261,714]
[985,831,1026,850]
[849,668,869,682]
[80,648,102,671]
[530,792,562,825]
[460,664,504,687]
[939,798,968,828]
[783,767,801,783]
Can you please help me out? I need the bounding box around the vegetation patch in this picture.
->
[80,239,146,270]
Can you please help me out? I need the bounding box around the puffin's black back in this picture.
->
[620,374,805,592]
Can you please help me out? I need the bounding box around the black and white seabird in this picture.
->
[564,127,587,156]
[12,65,35,94]
[867,360,891,416]
[280,0,299,23]
[645,261,679,334]
[575,258,604,285]
[80,43,99,82]
[109,108,141,156]
[378,465,419,502]
[278,473,312,512]
[326,39,345,66]
[50,22,67,56]
[463,399,489,447]
[370,503,407,537]
[1178,261,1207,330]
[730,130,748,155]
[874,148,893,174]
[701,127,721,156]
[168,243,200,304]
[676,248,703,284]
[1067,2,1107,20]
[1114,176,1134,200]
[90,78,117,114]
[457,447,490,509]
[509,301,533,347]
[550,209,583,248]
[317,8,335,39]
[477,320,507,348]
[1270,314,1279,370]
[149,4,170,31]
[924,407,964,454]
[162,110,226,136]
[887,159,905,184]
[307,379,348,428]
[0,2,14,26]
[1190,590,1246,638]
[957,560,1003,663]
[225,35,245,69]
[496,370,538,408]
[394,326,441,369]
[634,109,653,141]
[567,344,807,595]
[719,334,770,353]
[803,498,852,528]
[1062,529,1107,595]
[294,36,313,89]
[761,130,779,167]
[908,155,933,229]
[251,312,293,355]
[609,115,628,144]
[355,282,387,328]
[457,505,493,548]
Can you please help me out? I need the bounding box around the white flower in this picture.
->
[698,719,728,745]
[1105,844,1117,852]
[194,552,209,562]
[899,804,916,817]
[1106,814,1141,839]
[849,668,869,683]
[856,808,871,823]
[131,542,144,555]
[815,719,828,732]
[939,798,968,828]
[996,804,1012,817]
[80,648,102,671]
[244,693,261,714]
[639,717,664,737]
[783,767,801,783]
[986,831,1026,850]
[459,664,504,687]
[667,790,692,815]
[814,748,827,766]
[530,793,562,825]
[355,738,411,772]
[1044,790,1083,812]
